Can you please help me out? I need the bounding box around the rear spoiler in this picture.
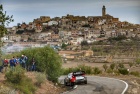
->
[73,71,85,76]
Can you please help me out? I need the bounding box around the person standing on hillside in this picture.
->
[9,58,14,71]
[13,56,17,67]
[15,56,19,65]
[20,55,28,69]
[31,57,36,71]
[3,58,9,72]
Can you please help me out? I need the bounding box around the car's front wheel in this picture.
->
[84,80,87,84]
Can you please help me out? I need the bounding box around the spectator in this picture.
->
[13,56,17,67]
[31,57,36,71]
[9,58,14,71]
[16,56,20,65]
[3,58,9,72]
[20,55,27,69]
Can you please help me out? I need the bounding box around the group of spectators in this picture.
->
[2,54,36,72]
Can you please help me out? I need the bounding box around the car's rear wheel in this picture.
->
[70,82,75,86]
[64,79,68,86]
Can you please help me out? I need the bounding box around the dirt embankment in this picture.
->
[0,72,65,94]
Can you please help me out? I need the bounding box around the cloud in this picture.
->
[1,0,140,27]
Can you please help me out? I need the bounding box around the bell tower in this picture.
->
[102,5,106,16]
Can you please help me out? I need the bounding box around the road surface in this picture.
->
[59,76,128,94]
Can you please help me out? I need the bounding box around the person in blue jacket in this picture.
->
[9,57,14,71]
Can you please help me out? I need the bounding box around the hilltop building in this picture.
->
[102,5,106,16]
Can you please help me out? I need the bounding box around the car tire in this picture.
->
[64,79,68,86]
[70,82,75,87]
[84,80,87,84]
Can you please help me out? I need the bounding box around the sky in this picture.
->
[1,0,140,27]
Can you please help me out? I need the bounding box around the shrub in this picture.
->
[81,40,88,46]
[118,63,124,68]
[106,68,113,74]
[110,63,115,70]
[5,66,36,94]
[130,71,140,77]
[103,64,108,72]
[93,67,102,75]
[0,86,13,94]
[129,62,133,68]
[78,65,93,74]
[135,58,140,65]
[62,65,94,75]
[118,68,129,75]
[5,66,25,84]
[35,72,46,87]
[17,77,36,94]
[20,46,63,82]
[62,68,73,75]
[113,70,120,75]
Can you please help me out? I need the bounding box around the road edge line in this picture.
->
[118,79,128,94]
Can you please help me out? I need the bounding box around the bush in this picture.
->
[5,66,36,94]
[20,46,63,82]
[62,65,94,75]
[93,67,102,75]
[136,58,140,65]
[103,64,108,72]
[35,72,46,87]
[118,68,129,75]
[0,86,13,94]
[129,62,133,68]
[118,63,124,68]
[17,77,36,94]
[106,68,113,74]
[62,68,73,75]
[5,66,25,84]
[130,71,140,77]
[81,40,88,46]
[78,65,93,74]
[110,63,115,70]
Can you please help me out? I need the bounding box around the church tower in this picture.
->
[102,5,106,16]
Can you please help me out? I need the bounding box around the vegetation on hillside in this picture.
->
[62,63,140,77]
[3,46,63,82]
[5,66,36,94]
[0,46,64,93]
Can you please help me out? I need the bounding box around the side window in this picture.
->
[68,73,72,78]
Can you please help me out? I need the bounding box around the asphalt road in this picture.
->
[59,76,128,94]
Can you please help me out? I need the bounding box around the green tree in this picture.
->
[0,4,14,57]
[81,40,88,46]
[61,43,67,49]
[20,46,63,82]
[0,4,14,37]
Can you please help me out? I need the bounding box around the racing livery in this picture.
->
[64,71,87,86]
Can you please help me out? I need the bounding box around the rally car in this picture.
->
[64,71,87,86]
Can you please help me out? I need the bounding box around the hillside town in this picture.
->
[1,6,140,56]
[1,4,140,94]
